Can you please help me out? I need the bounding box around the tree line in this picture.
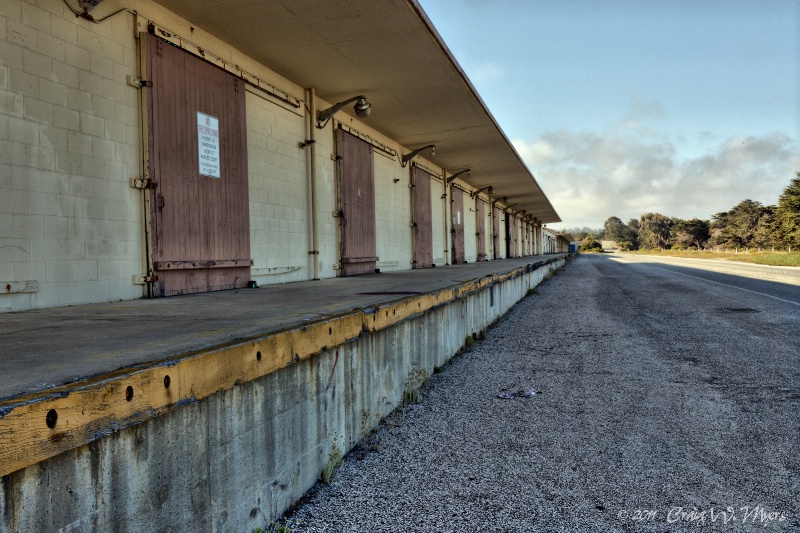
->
[576,173,800,252]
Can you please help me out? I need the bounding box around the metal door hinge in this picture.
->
[133,274,159,285]
[131,177,158,189]
[128,76,153,88]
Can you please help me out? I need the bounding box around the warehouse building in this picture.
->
[1,1,568,529]
[0,0,560,313]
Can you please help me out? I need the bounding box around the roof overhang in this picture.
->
[150,0,561,222]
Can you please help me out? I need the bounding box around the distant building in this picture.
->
[557,233,577,253]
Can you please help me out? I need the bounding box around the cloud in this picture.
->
[515,125,800,228]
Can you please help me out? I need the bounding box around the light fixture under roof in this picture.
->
[471,185,493,198]
[317,95,371,128]
[446,169,471,184]
[402,145,436,167]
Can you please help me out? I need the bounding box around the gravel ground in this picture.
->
[273,254,799,533]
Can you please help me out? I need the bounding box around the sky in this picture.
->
[419,0,800,230]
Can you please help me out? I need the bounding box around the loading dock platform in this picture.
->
[1,255,569,531]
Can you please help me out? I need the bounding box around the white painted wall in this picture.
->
[246,91,310,285]
[0,1,143,312]
[463,189,476,262]
[498,214,507,259]
[374,152,411,272]
[543,229,556,253]
[312,116,338,279]
[489,208,498,260]
[431,176,446,265]
[480,198,492,260]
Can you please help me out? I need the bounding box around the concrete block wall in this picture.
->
[525,225,530,255]
[246,91,310,285]
[374,152,412,271]
[0,257,567,532]
[0,0,143,311]
[431,177,446,264]
[502,217,509,258]
[482,199,493,260]
[311,113,339,279]
[497,214,506,259]
[463,191,477,262]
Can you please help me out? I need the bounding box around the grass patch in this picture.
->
[625,249,800,267]
[320,443,343,484]
[402,368,429,406]
[720,252,800,267]
[251,509,293,533]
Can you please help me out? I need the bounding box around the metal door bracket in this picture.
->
[128,76,153,88]
[131,177,158,189]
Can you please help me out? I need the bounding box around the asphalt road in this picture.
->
[278,253,800,532]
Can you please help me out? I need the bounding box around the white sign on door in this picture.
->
[197,112,220,178]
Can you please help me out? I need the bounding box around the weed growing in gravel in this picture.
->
[402,387,419,405]
[360,409,371,439]
[259,524,291,533]
[402,368,429,405]
[384,413,402,429]
[320,443,343,484]
[250,508,293,533]
[464,335,473,348]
